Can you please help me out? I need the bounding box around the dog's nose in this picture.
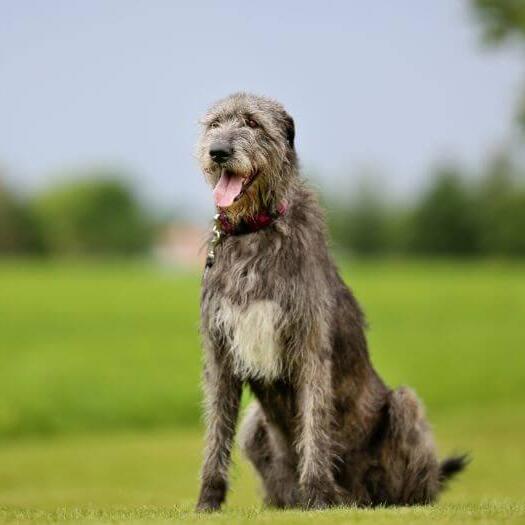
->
[209,142,233,164]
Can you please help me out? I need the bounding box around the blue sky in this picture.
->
[1,1,523,217]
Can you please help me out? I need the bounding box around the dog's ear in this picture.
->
[283,113,295,149]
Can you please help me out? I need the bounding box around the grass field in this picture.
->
[0,259,524,523]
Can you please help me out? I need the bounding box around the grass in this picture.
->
[0,258,524,523]
[0,408,524,523]
[1,258,524,438]
[0,260,202,437]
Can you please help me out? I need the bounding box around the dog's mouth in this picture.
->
[213,168,258,208]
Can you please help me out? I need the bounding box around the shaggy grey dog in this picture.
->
[196,92,467,511]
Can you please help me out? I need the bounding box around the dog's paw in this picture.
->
[195,499,222,513]
[303,495,332,510]
[300,481,342,510]
[196,479,226,512]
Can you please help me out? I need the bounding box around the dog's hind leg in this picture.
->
[239,402,299,508]
[371,387,442,505]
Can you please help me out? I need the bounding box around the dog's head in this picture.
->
[197,93,296,218]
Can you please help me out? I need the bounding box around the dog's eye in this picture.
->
[247,118,258,129]
[209,121,220,129]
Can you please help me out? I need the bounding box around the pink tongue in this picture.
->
[213,170,244,208]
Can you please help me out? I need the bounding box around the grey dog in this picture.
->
[195,92,467,511]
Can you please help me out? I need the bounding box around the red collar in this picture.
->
[217,201,288,236]
[205,201,288,269]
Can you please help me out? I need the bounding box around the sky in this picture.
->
[1,1,523,218]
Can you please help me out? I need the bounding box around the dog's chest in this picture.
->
[213,298,283,381]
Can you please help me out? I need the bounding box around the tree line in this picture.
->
[0,170,152,256]
[1,152,524,258]
[326,152,525,257]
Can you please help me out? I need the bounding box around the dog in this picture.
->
[195,92,467,511]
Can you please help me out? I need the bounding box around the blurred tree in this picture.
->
[470,2,525,256]
[408,166,480,255]
[485,191,525,255]
[32,173,152,255]
[472,0,525,43]
[0,178,44,254]
[471,0,525,131]
[326,175,394,256]
[477,151,525,255]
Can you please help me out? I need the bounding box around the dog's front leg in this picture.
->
[297,344,340,509]
[196,343,242,512]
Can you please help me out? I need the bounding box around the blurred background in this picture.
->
[0,0,524,514]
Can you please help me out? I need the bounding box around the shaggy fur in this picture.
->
[195,93,467,511]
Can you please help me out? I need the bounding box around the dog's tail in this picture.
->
[439,454,470,488]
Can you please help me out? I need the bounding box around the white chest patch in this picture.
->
[214,299,282,381]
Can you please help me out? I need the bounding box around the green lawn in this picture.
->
[0,259,524,523]
[0,408,524,524]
